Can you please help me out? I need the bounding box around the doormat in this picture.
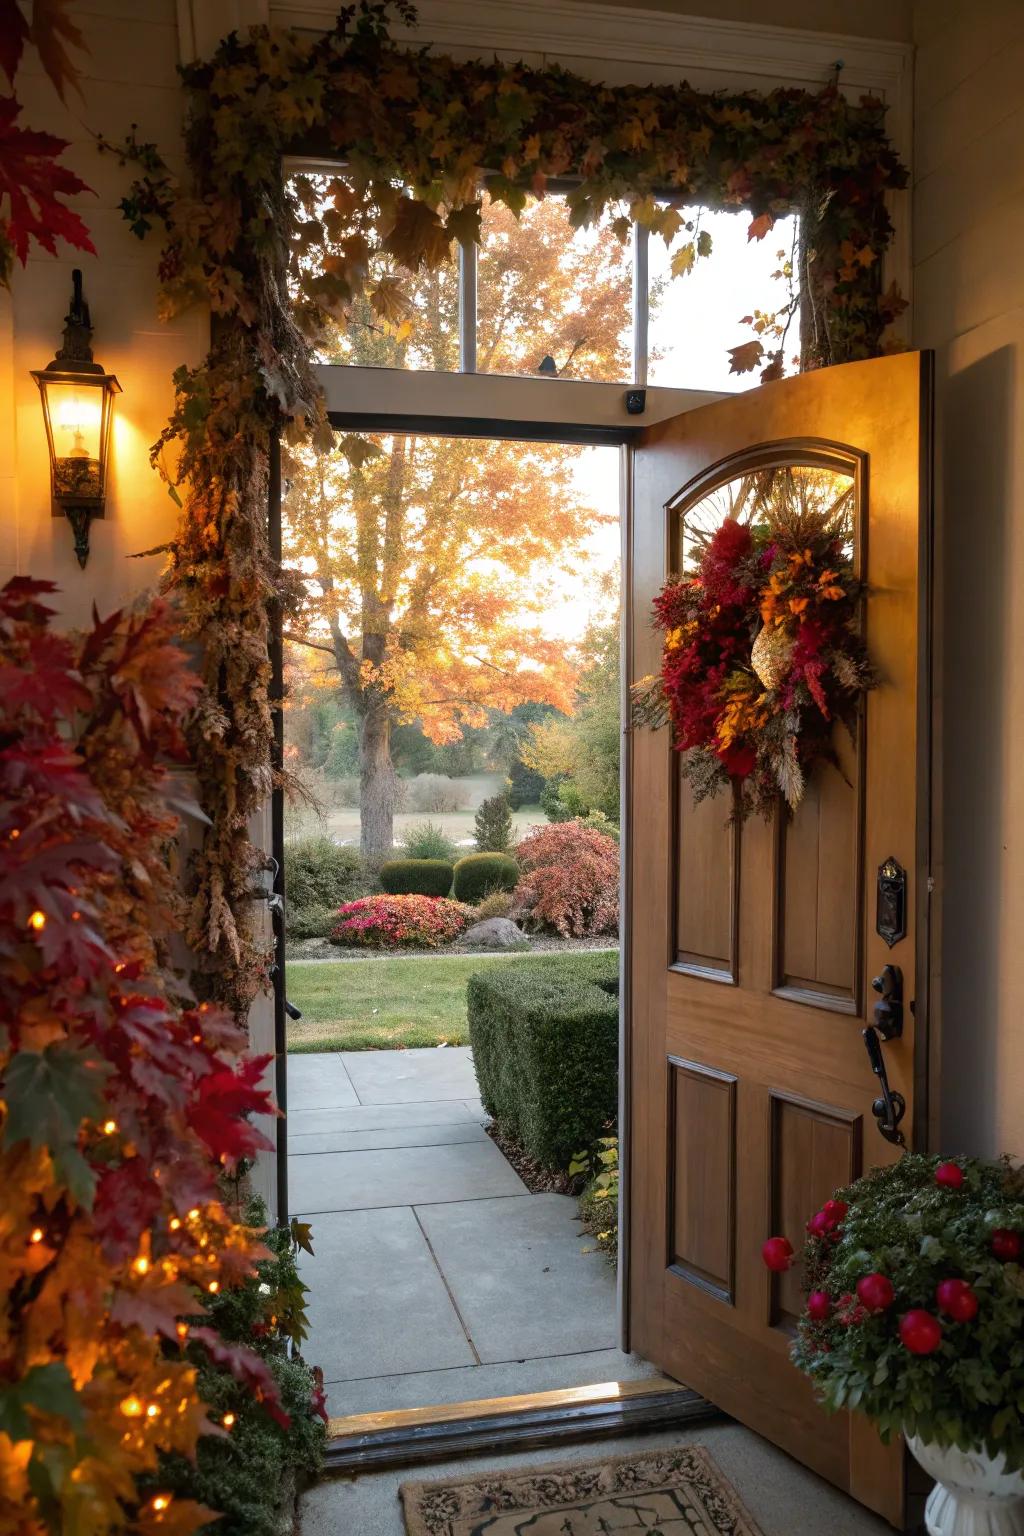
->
[400,1445,764,1535]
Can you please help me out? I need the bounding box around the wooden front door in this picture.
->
[625,353,933,1528]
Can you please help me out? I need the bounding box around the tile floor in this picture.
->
[288,1046,653,1418]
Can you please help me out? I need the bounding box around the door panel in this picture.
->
[626,353,932,1528]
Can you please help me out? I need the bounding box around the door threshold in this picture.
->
[324,1376,723,1474]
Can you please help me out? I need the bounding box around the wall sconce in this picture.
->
[31,269,121,569]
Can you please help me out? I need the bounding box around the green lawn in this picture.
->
[285,949,618,1052]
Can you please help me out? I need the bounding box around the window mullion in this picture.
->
[459,238,478,374]
[632,222,649,387]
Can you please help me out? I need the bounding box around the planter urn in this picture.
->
[906,1433,1024,1536]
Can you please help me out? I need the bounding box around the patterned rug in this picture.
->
[400,1445,764,1535]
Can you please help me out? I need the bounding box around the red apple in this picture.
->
[934,1161,964,1189]
[806,1290,831,1322]
[899,1309,943,1355]
[992,1229,1021,1262]
[762,1236,794,1272]
[856,1273,895,1312]
[821,1199,848,1224]
[935,1278,979,1322]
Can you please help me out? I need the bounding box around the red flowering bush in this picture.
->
[512,821,619,938]
[330,893,472,948]
[770,1155,1024,1469]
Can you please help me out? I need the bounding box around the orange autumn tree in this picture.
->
[284,192,629,855]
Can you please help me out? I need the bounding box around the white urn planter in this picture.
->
[907,1434,1024,1536]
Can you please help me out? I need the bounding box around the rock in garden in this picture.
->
[461,917,530,950]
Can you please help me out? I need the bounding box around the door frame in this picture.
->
[268,365,722,1336]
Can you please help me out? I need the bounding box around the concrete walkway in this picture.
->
[288,1046,654,1417]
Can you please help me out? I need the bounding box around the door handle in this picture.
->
[862,1024,906,1146]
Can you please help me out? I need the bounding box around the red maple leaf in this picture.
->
[189,1328,291,1428]
[191,1055,277,1169]
[0,94,95,265]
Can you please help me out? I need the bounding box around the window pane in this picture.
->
[288,172,460,371]
[648,208,800,392]
[477,193,633,382]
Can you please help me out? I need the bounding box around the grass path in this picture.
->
[285,949,618,1052]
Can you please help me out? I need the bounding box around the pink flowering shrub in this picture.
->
[330,893,473,948]
[512,821,619,938]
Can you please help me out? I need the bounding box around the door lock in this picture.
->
[871,963,903,1040]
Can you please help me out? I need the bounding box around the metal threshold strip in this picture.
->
[324,1376,722,1474]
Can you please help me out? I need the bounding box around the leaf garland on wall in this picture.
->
[106,0,908,1018]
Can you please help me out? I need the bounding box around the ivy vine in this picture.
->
[110,0,907,1017]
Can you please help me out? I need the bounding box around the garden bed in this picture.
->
[287,934,619,962]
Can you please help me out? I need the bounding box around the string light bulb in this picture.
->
[132,1255,150,1276]
[28,910,46,931]
[120,1395,143,1418]
[102,1119,117,1134]
[222,1413,236,1428]
[151,1494,171,1512]
[29,1227,44,1244]
[207,1280,219,1294]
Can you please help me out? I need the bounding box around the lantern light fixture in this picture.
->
[32,269,121,569]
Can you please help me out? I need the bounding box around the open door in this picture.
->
[626,352,933,1528]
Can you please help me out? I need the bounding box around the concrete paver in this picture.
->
[290,1139,527,1215]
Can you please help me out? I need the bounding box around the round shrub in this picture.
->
[513,820,619,937]
[453,852,519,904]
[401,819,458,862]
[331,894,472,948]
[473,889,514,921]
[379,858,454,896]
[284,836,367,907]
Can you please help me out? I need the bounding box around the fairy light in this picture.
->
[187,1208,200,1221]
[151,1495,171,1512]
[29,1227,44,1244]
[120,1395,144,1418]
[169,1217,181,1231]
[132,1256,150,1276]
[176,1322,188,1340]
[28,910,46,931]
[146,1403,161,1419]
[207,1280,219,1294]
[102,1119,117,1134]
[222,1412,236,1428]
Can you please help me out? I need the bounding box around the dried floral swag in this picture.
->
[104,0,906,1014]
[633,468,876,819]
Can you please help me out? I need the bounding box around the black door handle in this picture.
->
[862,1024,906,1146]
[871,963,903,1040]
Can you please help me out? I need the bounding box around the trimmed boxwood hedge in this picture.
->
[379,858,454,896]
[453,852,519,903]
[468,953,618,1170]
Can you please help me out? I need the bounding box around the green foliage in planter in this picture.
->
[141,1198,327,1535]
[453,852,519,903]
[379,857,455,896]
[573,1136,619,1265]
[468,955,618,1169]
[791,1154,1024,1470]
[401,819,459,862]
[285,836,369,940]
[474,793,514,852]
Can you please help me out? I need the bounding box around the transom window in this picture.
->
[288,168,799,393]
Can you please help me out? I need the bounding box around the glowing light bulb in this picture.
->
[169,1217,181,1231]
[176,1323,188,1340]
[146,1403,160,1419]
[133,1256,150,1276]
[120,1396,144,1418]
[207,1280,219,1294]
[151,1494,171,1512]
[187,1208,200,1221]
[103,1119,117,1135]
[28,910,46,931]
[222,1413,236,1428]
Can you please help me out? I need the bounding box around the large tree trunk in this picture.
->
[359,705,398,859]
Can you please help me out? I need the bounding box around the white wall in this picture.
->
[0,0,205,629]
[913,0,1024,1161]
